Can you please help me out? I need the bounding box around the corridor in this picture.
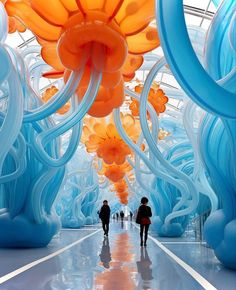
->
[0,222,235,290]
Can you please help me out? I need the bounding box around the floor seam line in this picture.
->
[132,222,217,290]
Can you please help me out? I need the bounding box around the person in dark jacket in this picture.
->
[136,197,152,246]
[130,211,133,221]
[120,210,125,221]
[99,200,111,236]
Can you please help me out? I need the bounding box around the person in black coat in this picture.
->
[99,200,111,236]
[136,197,152,246]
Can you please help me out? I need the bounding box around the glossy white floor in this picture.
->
[0,221,235,290]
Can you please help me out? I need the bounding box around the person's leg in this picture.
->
[144,224,150,246]
[140,225,144,246]
[106,223,109,235]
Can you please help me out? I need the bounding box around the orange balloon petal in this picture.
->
[126,26,160,54]
[15,19,26,32]
[31,0,69,25]
[122,54,143,76]
[5,1,61,41]
[89,134,102,145]
[76,0,105,14]
[59,0,78,12]
[8,17,16,33]
[41,43,64,71]
[93,123,107,139]
[116,0,155,36]
[76,0,123,20]
[104,0,124,20]
[106,123,118,138]
[123,73,135,82]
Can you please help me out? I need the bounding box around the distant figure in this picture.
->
[120,210,125,222]
[130,211,133,221]
[99,200,111,236]
[116,212,119,221]
[136,197,152,246]
[136,247,153,286]
[99,237,112,269]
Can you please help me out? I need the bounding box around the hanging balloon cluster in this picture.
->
[81,114,142,204]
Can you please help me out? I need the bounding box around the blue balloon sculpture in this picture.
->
[156,0,236,269]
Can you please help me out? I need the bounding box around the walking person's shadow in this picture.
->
[99,237,112,269]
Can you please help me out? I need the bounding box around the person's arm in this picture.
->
[148,206,152,217]
[99,207,103,218]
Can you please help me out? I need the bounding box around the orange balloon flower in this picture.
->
[82,114,141,165]
[129,82,169,116]
[5,0,159,117]
[41,85,70,114]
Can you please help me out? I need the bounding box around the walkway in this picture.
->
[0,222,235,290]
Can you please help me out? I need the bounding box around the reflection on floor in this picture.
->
[0,222,235,290]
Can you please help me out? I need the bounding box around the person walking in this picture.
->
[130,211,133,221]
[136,197,152,247]
[99,200,111,236]
[120,210,124,222]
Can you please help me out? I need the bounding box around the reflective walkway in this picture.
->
[0,222,235,290]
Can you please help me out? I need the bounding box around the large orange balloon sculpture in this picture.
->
[5,0,160,117]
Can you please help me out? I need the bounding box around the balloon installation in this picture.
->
[0,0,235,270]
